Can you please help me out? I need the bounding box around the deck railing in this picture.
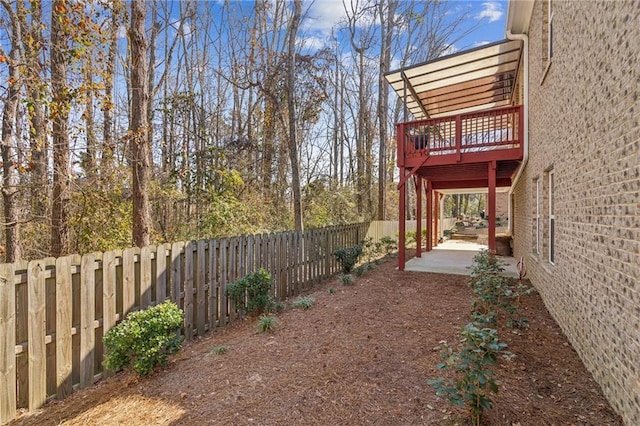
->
[397,105,523,163]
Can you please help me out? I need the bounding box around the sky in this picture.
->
[302,0,508,56]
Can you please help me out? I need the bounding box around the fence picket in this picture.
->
[156,245,167,304]
[122,248,136,316]
[196,240,207,336]
[27,259,47,409]
[0,264,16,424]
[170,242,183,307]
[140,247,152,309]
[184,242,194,340]
[208,240,218,330]
[55,256,73,397]
[219,239,228,326]
[79,254,97,389]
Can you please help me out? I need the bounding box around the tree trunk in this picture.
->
[129,0,151,247]
[101,3,119,175]
[377,0,398,220]
[1,0,23,261]
[287,0,303,231]
[50,0,71,257]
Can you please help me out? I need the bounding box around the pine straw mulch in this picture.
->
[11,250,622,426]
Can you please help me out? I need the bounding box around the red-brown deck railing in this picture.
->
[397,105,523,165]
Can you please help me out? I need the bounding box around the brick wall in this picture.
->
[511,1,640,423]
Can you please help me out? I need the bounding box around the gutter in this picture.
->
[506,30,529,235]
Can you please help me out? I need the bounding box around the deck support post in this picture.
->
[399,167,406,270]
[488,161,497,253]
[434,191,440,247]
[415,176,422,257]
[425,179,433,252]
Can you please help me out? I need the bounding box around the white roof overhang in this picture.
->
[385,38,523,119]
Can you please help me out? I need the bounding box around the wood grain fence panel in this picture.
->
[285,233,292,296]
[79,254,97,389]
[156,245,167,304]
[183,242,194,340]
[55,256,73,398]
[15,261,28,409]
[218,239,228,326]
[239,236,246,279]
[228,238,237,321]
[101,250,118,379]
[246,235,254,275]
[140,247,152,310]
[208,240,218,330]
[291,232,298,295]
[274,233,281,300]
[0,263,16,424]
[196,240,206,336]
[122,248,136,316]
[27,260,46,409]
[170,242,183,308]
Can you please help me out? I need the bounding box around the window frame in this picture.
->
[548,169,555,264]
[535,178,541,255]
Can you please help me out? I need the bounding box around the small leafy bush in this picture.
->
[468,250,534,326]
[256,314,279,333]
[226,268,274,316]
[338,273,355,286]
[379,236,397,254]
[428,324,509,425]
[211,345,228,356]
[332,245,363,273]
[292,296,314,310]
[103,302,184,376]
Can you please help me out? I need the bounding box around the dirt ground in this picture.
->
[10,251,622,426]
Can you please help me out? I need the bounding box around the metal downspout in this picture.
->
[506,31,529,235]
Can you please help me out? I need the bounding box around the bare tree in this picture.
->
[50,0,72,257]
[287,0,303,230]
[129,0,152,247]
[0,0,23,261]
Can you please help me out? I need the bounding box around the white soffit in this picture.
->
[385,39,523,119]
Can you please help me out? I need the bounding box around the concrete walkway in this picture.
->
[404,239,520,277]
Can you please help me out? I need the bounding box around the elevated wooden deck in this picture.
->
[396,105,524,270]
[397,105,524,183]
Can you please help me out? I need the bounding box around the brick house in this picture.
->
[386,0,639,423]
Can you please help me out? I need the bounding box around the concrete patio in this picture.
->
[405,239,520,277]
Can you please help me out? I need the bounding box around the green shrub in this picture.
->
[292,296,314,310]
[338,273,355,286]
[226,268,274,315]
[428,324,509,425]
[211,345,228,356]
[468,250,534,326]
[103,302,184,376]
[256,314,279,333]
[379,236,398,254]
[332,245,362,273]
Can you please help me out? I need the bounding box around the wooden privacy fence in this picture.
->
[366,219,458,242]
[0,222,369,424]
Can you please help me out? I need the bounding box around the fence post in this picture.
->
[208,239,218,330]
[79,254,97,389]
[184,242,195,340]
[196,240,207,336]
[27,259,47,409]
[0,263,16,424]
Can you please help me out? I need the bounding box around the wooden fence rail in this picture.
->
[0,222,369,424]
